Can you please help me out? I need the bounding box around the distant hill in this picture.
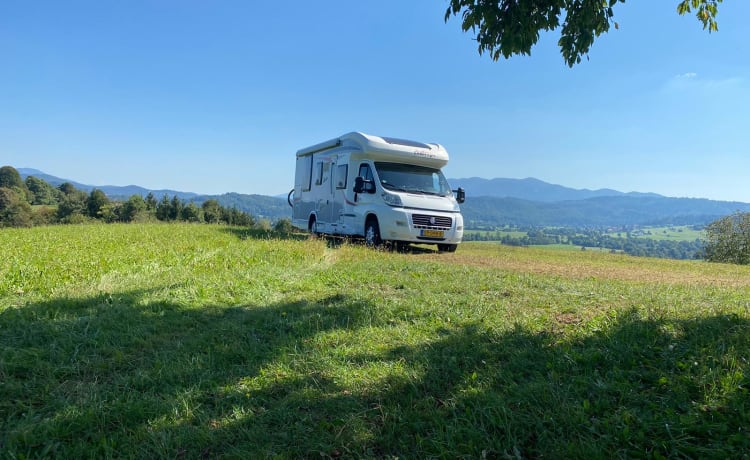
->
[449,177,661,202]
[18,168,199,201]
[18,168,289,221]
[17,168,750,227]
[208,193,289,221]
[461,195,750,228]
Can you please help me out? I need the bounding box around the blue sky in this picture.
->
[2,1,749,201]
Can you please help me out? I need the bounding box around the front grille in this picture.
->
[411,214,452,230]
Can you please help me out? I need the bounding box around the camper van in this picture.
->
[289,132,465,252]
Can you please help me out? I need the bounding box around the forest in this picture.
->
[0,166,260,228]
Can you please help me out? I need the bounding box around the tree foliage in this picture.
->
[26,176,62,205]
[0,166,25,189]
[0,166,262,229]
[445,0,724,66]
[0,187,33,228]
[704,212,750,264]
[0,166,31,202]
[202,199,222,224]
[121,195,148,222]
[181,202,203,222]
[87,189,110,218]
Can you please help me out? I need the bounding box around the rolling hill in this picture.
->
[449,176,661,201]
[17,168,750,227]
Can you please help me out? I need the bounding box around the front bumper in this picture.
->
[378,208,463,244]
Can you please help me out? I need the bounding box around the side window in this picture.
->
[321,162,331,186]
[335,164,348,189]
[301,156,313,192]
[357,163,375,193]
[358,164,373,181]
[314,161,323,186]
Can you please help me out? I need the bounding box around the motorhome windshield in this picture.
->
[374,162,452,196]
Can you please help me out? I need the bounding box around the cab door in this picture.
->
[351,162,378,235]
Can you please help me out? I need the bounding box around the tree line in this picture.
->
[0,166,258,228]
[4,164,748,265]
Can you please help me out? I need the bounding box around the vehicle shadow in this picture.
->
[220,227,309,241]
[219,226,441,253]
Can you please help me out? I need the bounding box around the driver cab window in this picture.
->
[358,163,375,193]
[358,164,373,181]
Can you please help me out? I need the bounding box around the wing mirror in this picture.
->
[454,187,465,204]
[354,176,375,194]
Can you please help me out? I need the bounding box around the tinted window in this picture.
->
[336,164,348,189]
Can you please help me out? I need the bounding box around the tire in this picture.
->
[438,244,457,253]
[364,218,382,248]
[309,216,318,236]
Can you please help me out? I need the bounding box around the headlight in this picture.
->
[381,191,403,207]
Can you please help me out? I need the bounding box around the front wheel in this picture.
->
[437,244,457,253]
[309,216,319,236]
[364,219,382,247]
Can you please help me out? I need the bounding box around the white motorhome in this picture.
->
[289,132,465,252]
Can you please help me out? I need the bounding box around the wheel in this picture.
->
[437,244,457,253]
[309,216,319,236]
[364,218,382,247]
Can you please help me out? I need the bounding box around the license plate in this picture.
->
[421,229,444,238]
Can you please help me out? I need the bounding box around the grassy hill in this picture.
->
[1,224,749,458]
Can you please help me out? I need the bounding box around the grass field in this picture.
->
[2,224,749,458]
[610,226,705,242]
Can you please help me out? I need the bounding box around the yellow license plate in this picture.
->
[421,229,444,238]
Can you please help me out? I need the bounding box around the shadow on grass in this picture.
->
[219,226,444,253]
[2,292,748,458]
[220,227,310,242]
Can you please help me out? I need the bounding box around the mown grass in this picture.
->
[1,224,749,459]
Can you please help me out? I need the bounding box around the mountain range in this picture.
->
[449,177,662,202]
[17,168,750,228]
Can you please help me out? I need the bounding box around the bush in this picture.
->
[273,218,295,235]
[0,187,33,227]
[704,212,750,265]
[31,206,58,226]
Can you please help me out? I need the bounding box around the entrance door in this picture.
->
[333,162,350,232]
[316,160,335,231]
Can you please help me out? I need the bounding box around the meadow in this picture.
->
[608,226,705,242]
[1,224,749,459]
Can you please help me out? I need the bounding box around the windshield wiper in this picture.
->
[383,185,411,193]
[384,185,446,196]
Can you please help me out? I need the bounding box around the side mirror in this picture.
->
[353,176,365,194]
[454,187,465,204]
[354,176,376,194]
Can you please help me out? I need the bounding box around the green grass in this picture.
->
[464,229,527,239]
[2,224,749,458]
[529,243,615,252]
[610,225,705,242]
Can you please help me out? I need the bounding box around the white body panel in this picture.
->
[291,132,464,249]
